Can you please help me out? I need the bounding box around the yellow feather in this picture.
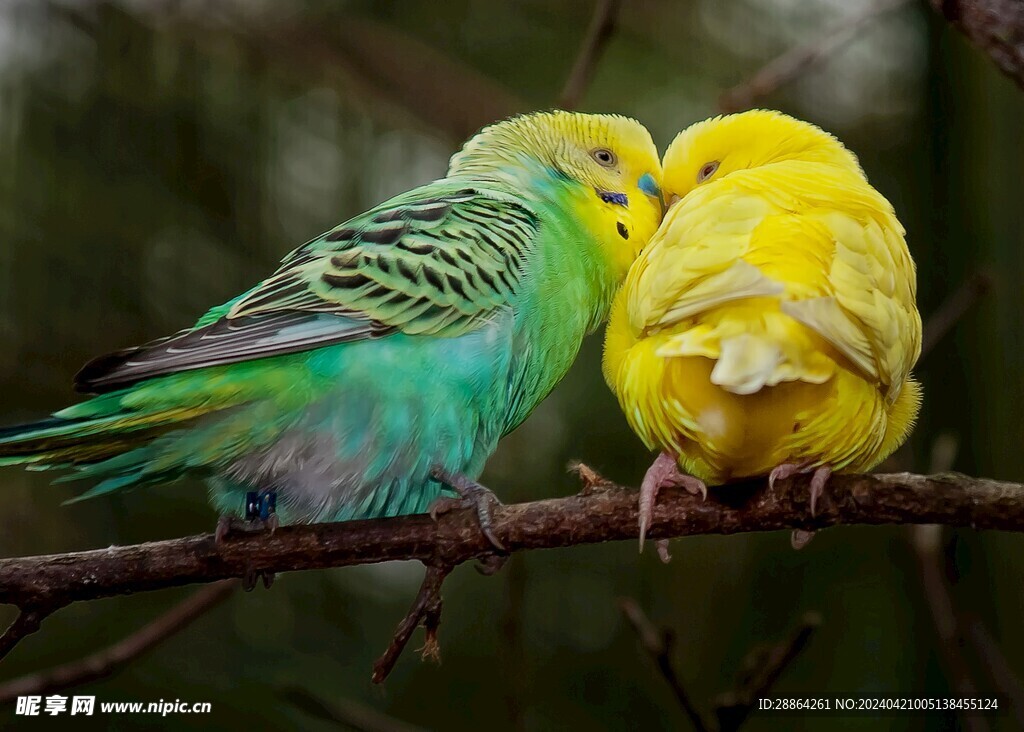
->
[604,110,922,484]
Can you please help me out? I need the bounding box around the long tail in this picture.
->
[0,407,211,468]
[0,389,238,501]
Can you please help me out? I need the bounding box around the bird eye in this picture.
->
[697,161,720,183]
[591,148,617,167]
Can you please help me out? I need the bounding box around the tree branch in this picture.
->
[966,618,1024,728]
[371,563,450,684]
[713,614,820,732]
[620,598,710,731]
[0,608,53,663]
[920,272,992,356]
[0,581,235,704]
[558,0,625,109]
[620,599,818,732]
[0,470,1022,675]
[906,434,1003,732]
[931,0,1024,89]
[0,472,1020,611]
[282,686,429,732]
[718,0,910,113]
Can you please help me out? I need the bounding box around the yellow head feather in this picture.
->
[449,110,664,271]
[661,110,864,203]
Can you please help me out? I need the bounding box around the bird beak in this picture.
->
[667,194,681,208]
[638,172,661,200]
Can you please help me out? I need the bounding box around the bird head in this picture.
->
[661,109,864,206]
[448,110,664,265]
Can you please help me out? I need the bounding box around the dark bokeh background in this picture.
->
[0,1,1022,730]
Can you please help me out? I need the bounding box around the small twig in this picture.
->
[920,272,993,357]
[619,598,709,732]
[930,0,1024,90]
[885,272,992,471]
[966,618,1024,728]
[283,686,429,732]
[718,0,910,113]
[557,0,624,109]
[372,563,451,684]
[909,434,990,732]
[0,581,235,704]
[713,613,821,732]
[910,530,990,732]
[0,607,54,663]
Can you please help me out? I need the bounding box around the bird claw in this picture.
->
[790,529,816,550]
[241,562,276,592]
[216,492,280,546]
[768,464,832,517]
[429,468,506,553]
[808,467,831,517]
[264,512,280,535]
[655,539,672,564]
[638,452,706,552]
[215,515,241,545]
[474,553,508,576]
[768,463,803,490]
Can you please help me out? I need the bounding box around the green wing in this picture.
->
[230,186,537,335]
[76,184,540,393]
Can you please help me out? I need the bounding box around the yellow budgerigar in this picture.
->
[603,110,922,546]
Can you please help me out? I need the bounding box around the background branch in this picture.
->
[282,686,430,732]
[620,598,709,732]
[713,613,821,732]
[558,0,624,109]
[931,0,1024,89]
[920,272,992,356]
[718,0,910,113]
[0,581,236,704]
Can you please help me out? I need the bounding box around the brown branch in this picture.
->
[908,435,990,732]
[920,272,993,356]
[910,525,990,732]
[0,581,235,704]
[558,0,625,109]
[966,618,1024,728]
[283,686,429,732]
[713,614,821,732]
[0,607,53,662]
[620,598,709,731]
[51,3,528,144]
[931,0,1024,89]
[0,473,1020,610]
[371,563,450,684]
[0,471,1021,674]
[718,0,910,113]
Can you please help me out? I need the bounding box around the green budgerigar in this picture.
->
[0,111,662,545]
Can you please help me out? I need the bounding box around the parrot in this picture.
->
[602,110,921,549]
[1,110,663,550]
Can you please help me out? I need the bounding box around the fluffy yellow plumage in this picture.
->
[603,110,922,544]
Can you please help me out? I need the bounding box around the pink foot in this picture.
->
[790,529,815,550]
[769,463,832,550]
[768,464,832,517]
[655,539,672,563]
[638,452,707,551]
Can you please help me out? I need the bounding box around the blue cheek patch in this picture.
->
[599,191,629,207]
[638,172,661,198]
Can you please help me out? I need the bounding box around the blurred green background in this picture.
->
[0,0,1022,729]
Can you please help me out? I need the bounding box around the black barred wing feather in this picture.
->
[75,185,539,393]
[230,186,538,335]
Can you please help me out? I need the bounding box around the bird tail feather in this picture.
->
[0,402,215,470]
